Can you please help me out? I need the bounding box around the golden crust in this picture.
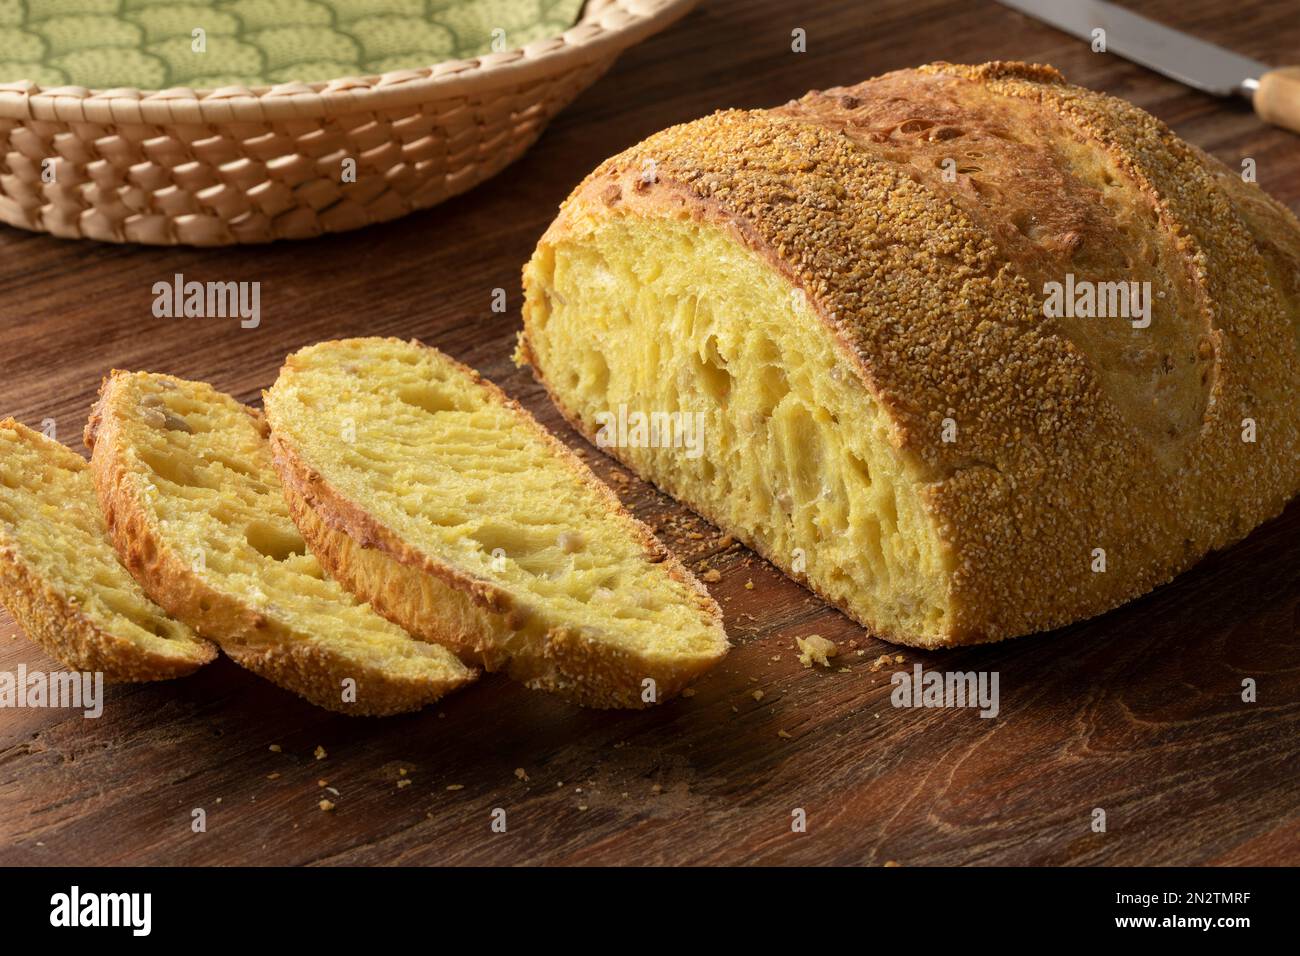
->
[85,372,474,716]
[522,61,1300,646]
[265,337,727,708]
[0,419,215,681]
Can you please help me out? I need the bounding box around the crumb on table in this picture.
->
[796,634,838,668]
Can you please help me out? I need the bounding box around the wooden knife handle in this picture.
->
[1254,67,1300,134]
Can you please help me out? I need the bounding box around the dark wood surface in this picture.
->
[1,0,1297,867]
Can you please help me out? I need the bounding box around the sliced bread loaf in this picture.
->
[262,337,728,708]
[519,61,1300,648]
[0,419,215,681]
[84,371,475,715]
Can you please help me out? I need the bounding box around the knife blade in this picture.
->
[996,0,1269,97]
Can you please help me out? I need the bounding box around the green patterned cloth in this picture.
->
[0,0,586,89]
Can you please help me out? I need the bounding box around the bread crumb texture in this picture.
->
[84,370,474,715]
[0,419,213,680]
[263,337,729,708]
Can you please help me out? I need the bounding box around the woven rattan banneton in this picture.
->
[0,0,697,246]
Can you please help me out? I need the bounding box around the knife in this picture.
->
[996,0,1300,133]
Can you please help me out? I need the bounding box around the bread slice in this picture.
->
[519,61,1300,648]
[0,419,215,681]
[84,371,475,715]
[262,337,728,708]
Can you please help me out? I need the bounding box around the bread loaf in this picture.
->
[519,61,1300,647]
[85,371,475,714]
[263,337,728,708]
[0,419,215,680]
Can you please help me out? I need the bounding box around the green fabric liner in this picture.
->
[0,0,587,89]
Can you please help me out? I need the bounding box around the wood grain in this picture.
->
[1,0,1297,866]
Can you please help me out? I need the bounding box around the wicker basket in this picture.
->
[0,0,697,246]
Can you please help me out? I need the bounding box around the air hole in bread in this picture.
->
[397,384,460,415]
[206,453,258,479]
[138,447,218,490]
[695,334,732,402]
[97,590,167,636]
[929,125,964,141]
[897,118,934,134]
[244,519,306,562]
[468,522,556,576]
[846,451,873,488]
[756,362,789,415]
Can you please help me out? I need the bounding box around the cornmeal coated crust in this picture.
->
[0,419,215,681]
[264,337,728,709]
[85,371,475,715]
[521,61,1300,646]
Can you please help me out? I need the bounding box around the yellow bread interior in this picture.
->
[0,419,213,679]
[263,337,728,705]
[523,215,954,643]
[86,371,474,714]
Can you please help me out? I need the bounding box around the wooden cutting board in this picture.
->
[1,0,1296,866]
